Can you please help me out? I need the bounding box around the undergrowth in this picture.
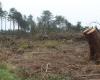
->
[0,63,21,80]
[0,62,73,80]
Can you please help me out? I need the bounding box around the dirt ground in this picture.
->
[0,36,100,80]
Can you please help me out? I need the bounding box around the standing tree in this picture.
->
[64,19,71,31]
[19,15,29,32]
[8,14,12,30]
[9,8,17,31]
[54,15,66,32]
[37,10,53,34]
[14,11,23,31]
[3,11,8,31]
[67,22,72,31]
[27,15,36,34]
[20,19,29,32]
[76,22,82,31]
[0,2,4,31]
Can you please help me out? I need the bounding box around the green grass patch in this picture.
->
[0,69,20,80]
[19,42,29,49]
[43,40,59,48]
[0,63,21,80]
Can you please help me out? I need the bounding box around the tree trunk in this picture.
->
[5,17,6,31]
[1,17,2,31]
[18,23,20,31]
[10,19,11,30]
[83,28,100,62]
[13,20,15,32]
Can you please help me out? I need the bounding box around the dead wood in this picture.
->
[83,28,100,62]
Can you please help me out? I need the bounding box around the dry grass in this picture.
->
[0,34,99,80]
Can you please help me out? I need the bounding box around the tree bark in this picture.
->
[1,17,2,31]
[83,28,100,62]
[5,17,6,31]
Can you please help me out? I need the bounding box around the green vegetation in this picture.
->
[0,2,84,37]
[0,63,72,80]
[19,42,30,49]
[0,69,20,80]
[43,40,59,48]
[0,63,20,80]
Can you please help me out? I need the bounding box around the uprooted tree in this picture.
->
[83,27,100,62]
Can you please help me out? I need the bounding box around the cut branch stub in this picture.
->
[83,28,100,61]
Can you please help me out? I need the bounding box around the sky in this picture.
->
[0,0,100,27]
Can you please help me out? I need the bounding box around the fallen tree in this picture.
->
[83,28,100,62]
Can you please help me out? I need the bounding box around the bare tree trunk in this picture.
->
[18,23,19,31]
[83,28,100,62]
[10,19,11,30]
[1,17,2,31]
[5,17,6,31]
[13,20,15,32]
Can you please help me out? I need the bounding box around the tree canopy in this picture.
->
[0,2,83,36]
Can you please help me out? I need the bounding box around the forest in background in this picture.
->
[0,2,86,37]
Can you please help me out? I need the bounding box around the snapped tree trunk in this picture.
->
[83,28,100,62]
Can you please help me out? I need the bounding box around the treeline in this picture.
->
[0,2,84,36]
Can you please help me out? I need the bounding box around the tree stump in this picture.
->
[83,28,100,62]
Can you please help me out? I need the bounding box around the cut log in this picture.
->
[83,28,100,62]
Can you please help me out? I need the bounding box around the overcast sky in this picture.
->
[0,0,100,26]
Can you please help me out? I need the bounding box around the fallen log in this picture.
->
[83,28,100,62]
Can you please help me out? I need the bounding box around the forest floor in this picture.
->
[0,34,100,80]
